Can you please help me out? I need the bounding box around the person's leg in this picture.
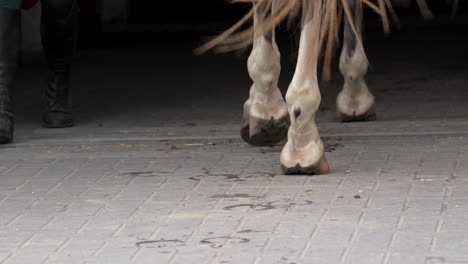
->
[41,0,78,128]
[0,8,20,143]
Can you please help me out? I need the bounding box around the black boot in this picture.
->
[41,0,79,128]
[0,8,20,144]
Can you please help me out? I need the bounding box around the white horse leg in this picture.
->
[280,1,329,174]
[241,0,289,146]
[337,0,376,122]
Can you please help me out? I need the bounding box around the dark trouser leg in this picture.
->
[0,8,20,144]
[41,0,78,128]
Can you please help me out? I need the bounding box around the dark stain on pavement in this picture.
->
[211,194,264,199]
[324,143,344,152]
[189,168,246,182]
[290,200,313,206]
[244,172,277,178]
[219,173,244,181]
[120,171,156,177]
[238,229,267,234]
[136,239,184,247]
[224,203,276,211]
[200,236,250,248]
[223,199,314,211]
[121,171,171,177]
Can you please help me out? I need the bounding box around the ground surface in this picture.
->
[1,17,468,264]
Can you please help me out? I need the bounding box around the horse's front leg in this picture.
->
[280,1,329,174]
[241,0,289,146]
[337,0,376,121]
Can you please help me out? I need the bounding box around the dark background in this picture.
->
[77,0,466,48]
[77,0,249,46]
[14,0,468,134]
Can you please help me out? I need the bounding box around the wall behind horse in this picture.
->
[20,0,247,53]
[128,0,245,23]
[97,0,247,32]
[21,0,465,53]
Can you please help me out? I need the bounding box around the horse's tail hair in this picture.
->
[196,0,391,80]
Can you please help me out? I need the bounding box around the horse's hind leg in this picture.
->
[280,0,329,175]
[241,0,289,146]
[336,0,376,122]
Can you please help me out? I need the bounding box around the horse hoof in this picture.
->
[281,154,330,175]
[280,139,330,175]
[338,105,377,122]
[241,114,290,146]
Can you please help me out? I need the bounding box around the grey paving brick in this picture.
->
[2,131,467,264]
[386,254,426,264]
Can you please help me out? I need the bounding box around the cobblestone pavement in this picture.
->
[1,19,468,264]
[1,132,468,264]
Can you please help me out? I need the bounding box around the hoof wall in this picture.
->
[338,106,377,122]
[241,115,290,146]
[282,155,330,175]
